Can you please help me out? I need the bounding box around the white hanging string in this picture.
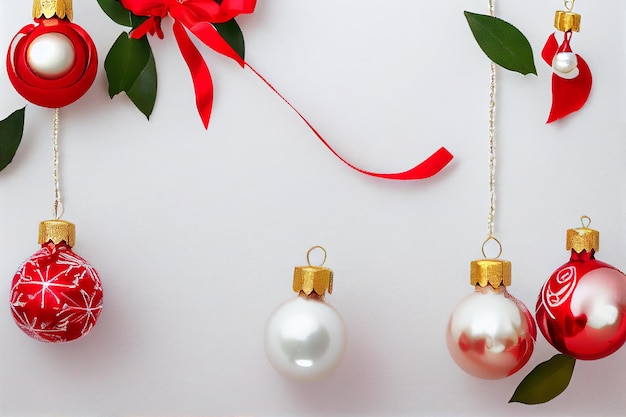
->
[52,108,64,220]
[486,0,497,239]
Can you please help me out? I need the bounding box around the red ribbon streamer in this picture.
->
[246,64,453,180]
[120,0,453,180]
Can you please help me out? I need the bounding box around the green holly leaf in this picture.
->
[104,32,157,119]
[0,107,25,172]
[214,18,245,60]
[126,52,157,119]
[97,0,135,27]
[464,11,536,75]
[509,354,576,405]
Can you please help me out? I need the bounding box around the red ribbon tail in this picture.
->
[172,21,214,129]
[541,33,559,65]
[546,55,592,123]
[245,63,453,180]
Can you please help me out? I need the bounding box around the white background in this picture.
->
[1,1,625,416]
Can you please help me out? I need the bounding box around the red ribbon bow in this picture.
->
[122,0,257,128]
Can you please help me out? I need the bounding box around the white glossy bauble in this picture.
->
[265,296,346,381]
[447,285,536,379]
[26,33,76,79]
[552,52,579,79]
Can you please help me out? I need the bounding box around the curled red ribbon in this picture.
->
[120,0,453,180]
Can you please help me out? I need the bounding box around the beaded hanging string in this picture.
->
[52,108,64,220]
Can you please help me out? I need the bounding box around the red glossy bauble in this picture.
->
[9,221,103,343]
[6,17,97,108]
[536,222,626,360]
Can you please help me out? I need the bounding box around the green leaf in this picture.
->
[104,33,157,118]
[96,0,135,27]
[104,32,152,97]
[464,11,536,75]
[510,354,576,405]
[126,51,157,119]
[214,18,245,60]
[0,107,25,172]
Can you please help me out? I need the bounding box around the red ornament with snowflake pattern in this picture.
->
[10,220,103,343]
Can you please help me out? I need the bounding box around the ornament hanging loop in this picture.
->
[580,215,591,228]
[564,0,575,12]
[306,245,327,266]
[482,236,503,259]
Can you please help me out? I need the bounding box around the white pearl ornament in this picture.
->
[447,249,536,380]
[265,296,346,381]
[26,32,76,79]
[264,246,346,381]
[552,52,579,79]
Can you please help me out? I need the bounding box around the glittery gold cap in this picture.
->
[33,0,73,21]
[293,265,333,296]
[470,259,511,289]
[554,10,580,32]
[38,220,75,247]
[566,226,599,253]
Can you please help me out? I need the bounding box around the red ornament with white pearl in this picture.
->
[6,0,97,108]
[10,220,103,343]
[536,218,626,360]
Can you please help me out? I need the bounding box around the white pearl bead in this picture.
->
[265,296,346,381]
[552,52,579,79]
[26,32,76,79]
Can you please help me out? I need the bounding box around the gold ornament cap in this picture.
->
[38,219,75,247]
[470,259,512,289]
[33,0,73,21]
[566,216,599,253]
[293,246,333,296]
[554,10,580,32]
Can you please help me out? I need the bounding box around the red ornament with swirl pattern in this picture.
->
[536,217,626,360]
[10,220,103,343]
[6,0,97,108]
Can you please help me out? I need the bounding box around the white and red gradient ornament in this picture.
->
[264,246,346,381]
[542,9,592,123]
[536,217,626,360]
[10,220,103,343]
[447,242,536,379]
[6,0,98,108]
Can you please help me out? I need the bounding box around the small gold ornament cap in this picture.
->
[554,10,581,32]
[38,219,75,247]
[470,259,512,289]
[293,246,333,296]
[33,0,73,21]
[566,216,599,253]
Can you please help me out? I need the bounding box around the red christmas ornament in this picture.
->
[6,0,98,108]
[536,217,626,360]
[10,220,103,343]
[542,8,592,123]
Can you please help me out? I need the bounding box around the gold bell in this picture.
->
[33,0,73,21]
[38,219,75,247]
[293,246,333,296]
[554,10,580,32]
[566,216,599,253]
[470,259,512,289]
